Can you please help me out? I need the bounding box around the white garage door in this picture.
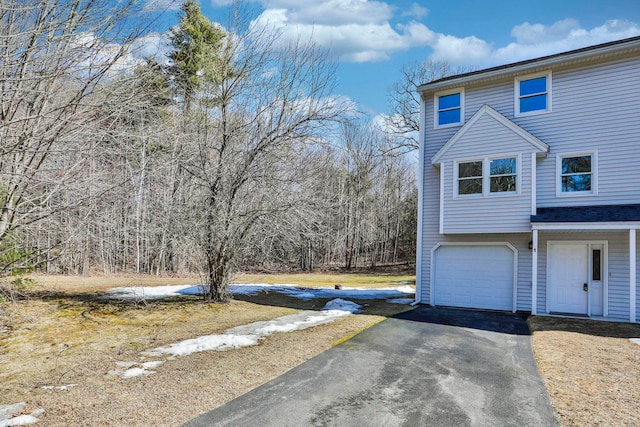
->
[434,245,514,311]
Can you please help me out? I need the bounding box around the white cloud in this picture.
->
[131,32,172,64]
[211,0,640,68]
[401,3,428,19]
[252,11,433,62]
[511,18,581,45]
[286,0,393,25]
[432,19,640,68]
[213,0,433,62]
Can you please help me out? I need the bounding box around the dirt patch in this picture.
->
[1,274,414,426]
[528,316,640,426]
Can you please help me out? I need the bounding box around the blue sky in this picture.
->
[147,0,640,118]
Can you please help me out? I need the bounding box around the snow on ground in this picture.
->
[104,283,414,302]
[103,282,412,378]
[630,338,640,346]
[104,284,203,300]
[0,403,44,427]
[40,384,77,391]
[109,298,362,379]
[322,298,362,313]
[142,334,260,358]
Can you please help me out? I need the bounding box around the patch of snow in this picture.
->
[0,414,40,426]
[111,298,362,378]
[141,361,164,369]
[227,309,354,337]
[229,283,414,301]
[629,338,640,346]
[387,298,415,305]
[0,406,43,427]
[104,284,204,300]
[122,367,154,378]
[0,403,25,421]
[390,281,414,285]
[322,298,362,313]
[40,384,76,391]
[109,360,165,379]
[142,334,260,358]
[104,283,414,302]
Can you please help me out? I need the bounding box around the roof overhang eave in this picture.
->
[418,38,640,94]
[532,222,640,231]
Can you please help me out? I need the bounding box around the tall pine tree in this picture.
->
[168,0,226,111]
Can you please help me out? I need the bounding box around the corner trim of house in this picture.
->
[415,98,425,305]
[630,229,636,322]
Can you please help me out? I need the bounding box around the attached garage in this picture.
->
[432,244,516,311]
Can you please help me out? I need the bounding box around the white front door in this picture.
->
[548,243,588,314]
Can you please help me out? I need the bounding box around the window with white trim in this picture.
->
[435,89,464,127]
[557,153,596,195]
[457,161,482,195]
[456,156,518,197]
[515,72,551,116]
[490,157,517,193]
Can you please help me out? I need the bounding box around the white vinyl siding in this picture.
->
[524,57,640,207]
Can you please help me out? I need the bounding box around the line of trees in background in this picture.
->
[1,1,419,301]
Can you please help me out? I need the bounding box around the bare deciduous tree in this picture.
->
[0,0,151,273]
[384,60,470,152]
[177,12,348,302]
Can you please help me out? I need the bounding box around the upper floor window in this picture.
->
[435,88,464,128]
[515,72,551,116]
[456,156,518,197]
[556,152,597,196]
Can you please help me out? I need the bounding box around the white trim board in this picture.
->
[532,223,640,231]
[415,97,426,304]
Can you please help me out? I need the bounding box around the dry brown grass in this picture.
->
[528,316,640,427]
[0,274,413,426]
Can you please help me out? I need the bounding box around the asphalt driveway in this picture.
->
[183,306,558,427]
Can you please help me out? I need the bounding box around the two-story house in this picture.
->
[416,36,640,323]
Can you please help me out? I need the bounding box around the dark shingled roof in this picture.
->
[531,204,640,223]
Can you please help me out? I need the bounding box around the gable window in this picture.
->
[515,72,551,116]
[456,156,518,197]
[556,152,597,196]
[435,89,464,128]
